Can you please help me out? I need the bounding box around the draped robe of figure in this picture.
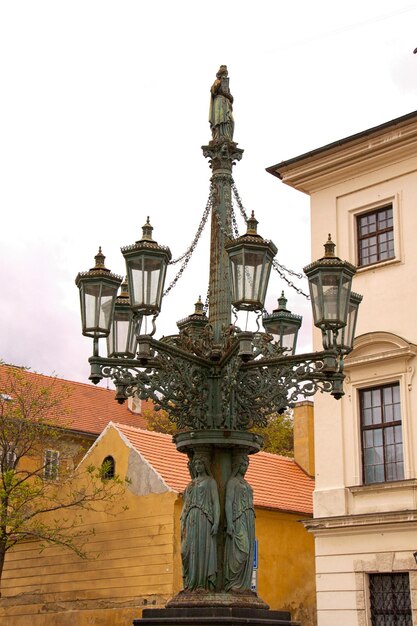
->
[209,67,234,141]
[181,471,220,591]
[224,470,255,591]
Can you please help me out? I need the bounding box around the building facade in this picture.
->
[268,111,417,626]
[0,416,317,626]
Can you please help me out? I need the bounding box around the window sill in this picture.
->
[356,256,401,274]
[348,478,417,494]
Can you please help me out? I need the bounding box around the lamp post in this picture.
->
[76,67,361,626]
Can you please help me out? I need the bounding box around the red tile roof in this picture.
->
[0,365,149,435]
[114,423,314,515]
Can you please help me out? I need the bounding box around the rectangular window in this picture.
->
[369,573,412,625]
[357,205,394,267]
[44,449,59,480]
[360,383,404,484]
[1,447,17,470]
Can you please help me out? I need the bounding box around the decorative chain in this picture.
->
[232,179,310,301]
[231,180,248,222]
[272,259,310,300]
[163,183,214,298]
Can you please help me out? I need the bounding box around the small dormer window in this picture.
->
[101,455,115,480]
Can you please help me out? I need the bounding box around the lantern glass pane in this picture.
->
[322,273,339,320]
[321,272,351,324]
[281,325,296,351]
[108,312,126,356]
[99,285,117,330]
[128,255,164,309]
[230,253,243,302]
[243,250,264,301]
[84,286,100,329]
[339,274,351,324]
[310,276,322,324]
[343,298,358,350]
[81,281,116,334]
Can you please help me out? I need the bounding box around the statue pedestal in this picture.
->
[134,606,297,626]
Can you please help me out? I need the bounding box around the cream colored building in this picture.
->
[268,111,417,626]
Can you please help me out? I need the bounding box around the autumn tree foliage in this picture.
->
[0,366,125,592]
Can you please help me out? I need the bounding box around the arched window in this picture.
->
[101,455,115,480]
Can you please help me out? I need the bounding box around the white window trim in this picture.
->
[347,193,403,272]
[344,332,417,486]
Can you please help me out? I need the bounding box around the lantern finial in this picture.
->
[246,211,259,236]
[92,247,108,271]
[120,276,129,298]
[194,295,205,316]
[141,217,154,242]
[324,234,336,258]
[277,291,288,311]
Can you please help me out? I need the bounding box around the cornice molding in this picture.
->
[344,331,417,369]
[304,508,417,535]
[271,117,417,194]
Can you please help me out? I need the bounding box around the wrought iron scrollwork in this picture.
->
[236,357,334,429]
[89,331,344,432]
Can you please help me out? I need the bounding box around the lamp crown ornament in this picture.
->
[277,291,288,311]
[76,67,362,616]
[246,211,259,236]
[92,246,107,270]
[139,216,154,243]
[324,233,336,257]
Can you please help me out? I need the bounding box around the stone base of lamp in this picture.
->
[166,589,269,609]
[134,606,296,626]
[133,592,298,626]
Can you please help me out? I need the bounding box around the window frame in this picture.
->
[44,449,60,480]
[356,204,395,268]
[368,572,412,626]
[101,455,115,480]
[359,382,404,485]
[345,193,402,274]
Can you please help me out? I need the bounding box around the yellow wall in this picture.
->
[256,508,316,626]
[0,427,316,626]
[0,427,179,626]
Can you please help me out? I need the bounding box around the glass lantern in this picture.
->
[263,292,302,355]
[226,212,277,311]
[322,291,363,353]
[75,248,122,338]
[176,296,208,340]
[121,217,172,315]
[107,278,140,358]
[304,235,356,333]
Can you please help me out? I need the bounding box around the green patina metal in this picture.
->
[77,66,360,606]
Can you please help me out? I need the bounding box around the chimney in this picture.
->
[128,393,142,414]
[293,401,314,477]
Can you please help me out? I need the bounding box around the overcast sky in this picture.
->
[1,1,417,385]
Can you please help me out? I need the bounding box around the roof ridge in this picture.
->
[114,423,171,438]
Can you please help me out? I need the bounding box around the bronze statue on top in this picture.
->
[209,65,234,142]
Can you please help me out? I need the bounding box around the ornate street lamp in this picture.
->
[226,211,278,311]
[262,291,302,355]
[304,234,356,335]
[76,67,361,626]
[75,248,122,350]
[107,278,140,358]
[121,217,172,316]
[322,291,363,354]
